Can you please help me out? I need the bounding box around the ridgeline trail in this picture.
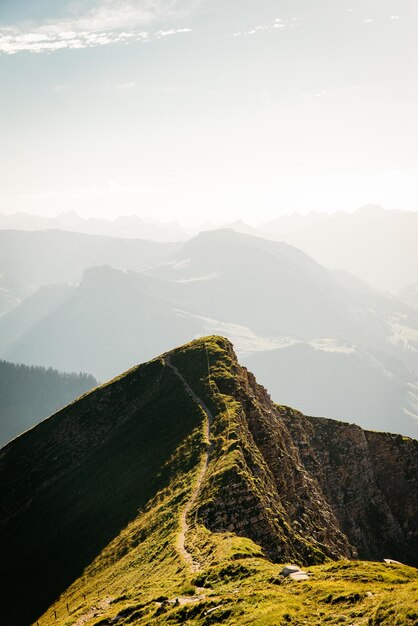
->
[164,357,214,572]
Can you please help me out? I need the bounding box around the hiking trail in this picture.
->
[164,357,213,572]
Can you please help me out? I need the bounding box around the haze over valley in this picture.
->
[1,222,418,443]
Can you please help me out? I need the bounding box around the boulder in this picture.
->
[289,571,310,581]
[280,565,301,577]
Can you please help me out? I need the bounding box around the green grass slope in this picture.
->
[0,351,205,625]
[0,337,417,626]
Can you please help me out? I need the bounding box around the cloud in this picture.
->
[155,27,192,38]
[299,85,360,99]
[0,1,195,54]
[0,30,145,54]
[233,17,299,38]
[113,81,137,90]
[0,27,191,54]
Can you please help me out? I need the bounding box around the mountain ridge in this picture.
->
[1,336,417,625]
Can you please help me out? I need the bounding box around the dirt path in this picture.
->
[164,357,213,572]
[72,598,112,626]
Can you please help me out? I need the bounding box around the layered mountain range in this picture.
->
[1,229,417,439]
[1,337,417,626]
[3,206,418,294]
[0,229,179,314]
[259,205,418,293]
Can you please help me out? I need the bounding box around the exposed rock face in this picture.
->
[187,341,418,566]
[197,362,355,563]
[0,336,417,626]
[282,411,418,563]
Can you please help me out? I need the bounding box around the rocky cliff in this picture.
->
[188,343,418,566]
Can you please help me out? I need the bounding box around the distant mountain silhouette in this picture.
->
[1,230,417,436]
[259,205,418,292]
[0,229,179,313]
[0,211,187,241]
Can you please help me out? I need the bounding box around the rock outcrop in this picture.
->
[191,343,418,566]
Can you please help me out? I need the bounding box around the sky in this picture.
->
[1,0,417,225]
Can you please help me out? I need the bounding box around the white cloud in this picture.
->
[232,17,298,37]
[155,27,191,38]
[0,1,195,54]
[0,27,191,54]
[390,15,400,20]
[113,81,137,90]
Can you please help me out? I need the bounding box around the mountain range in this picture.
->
[3,206,418,295]
[0,211,187,242]
[0,229,178,314]
[1,337,417,626]
[1,229,417,438]
[258,205,418,294]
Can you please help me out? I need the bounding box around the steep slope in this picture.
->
[0,360,97,446]
[282,408,418,564]
[1,337,417,626]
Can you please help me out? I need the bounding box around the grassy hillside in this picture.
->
[0,353,206,625]
[0,337,417,626]
[37,557,418,626]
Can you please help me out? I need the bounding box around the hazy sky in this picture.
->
[1,0,417,224]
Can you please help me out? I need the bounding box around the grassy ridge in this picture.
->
[34,337,418,625]
[1,336,417,625]
[1,356,205,625]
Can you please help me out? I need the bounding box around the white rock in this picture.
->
[289,571,310,581]
[280,565,301,576]
[383,558,404,565]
